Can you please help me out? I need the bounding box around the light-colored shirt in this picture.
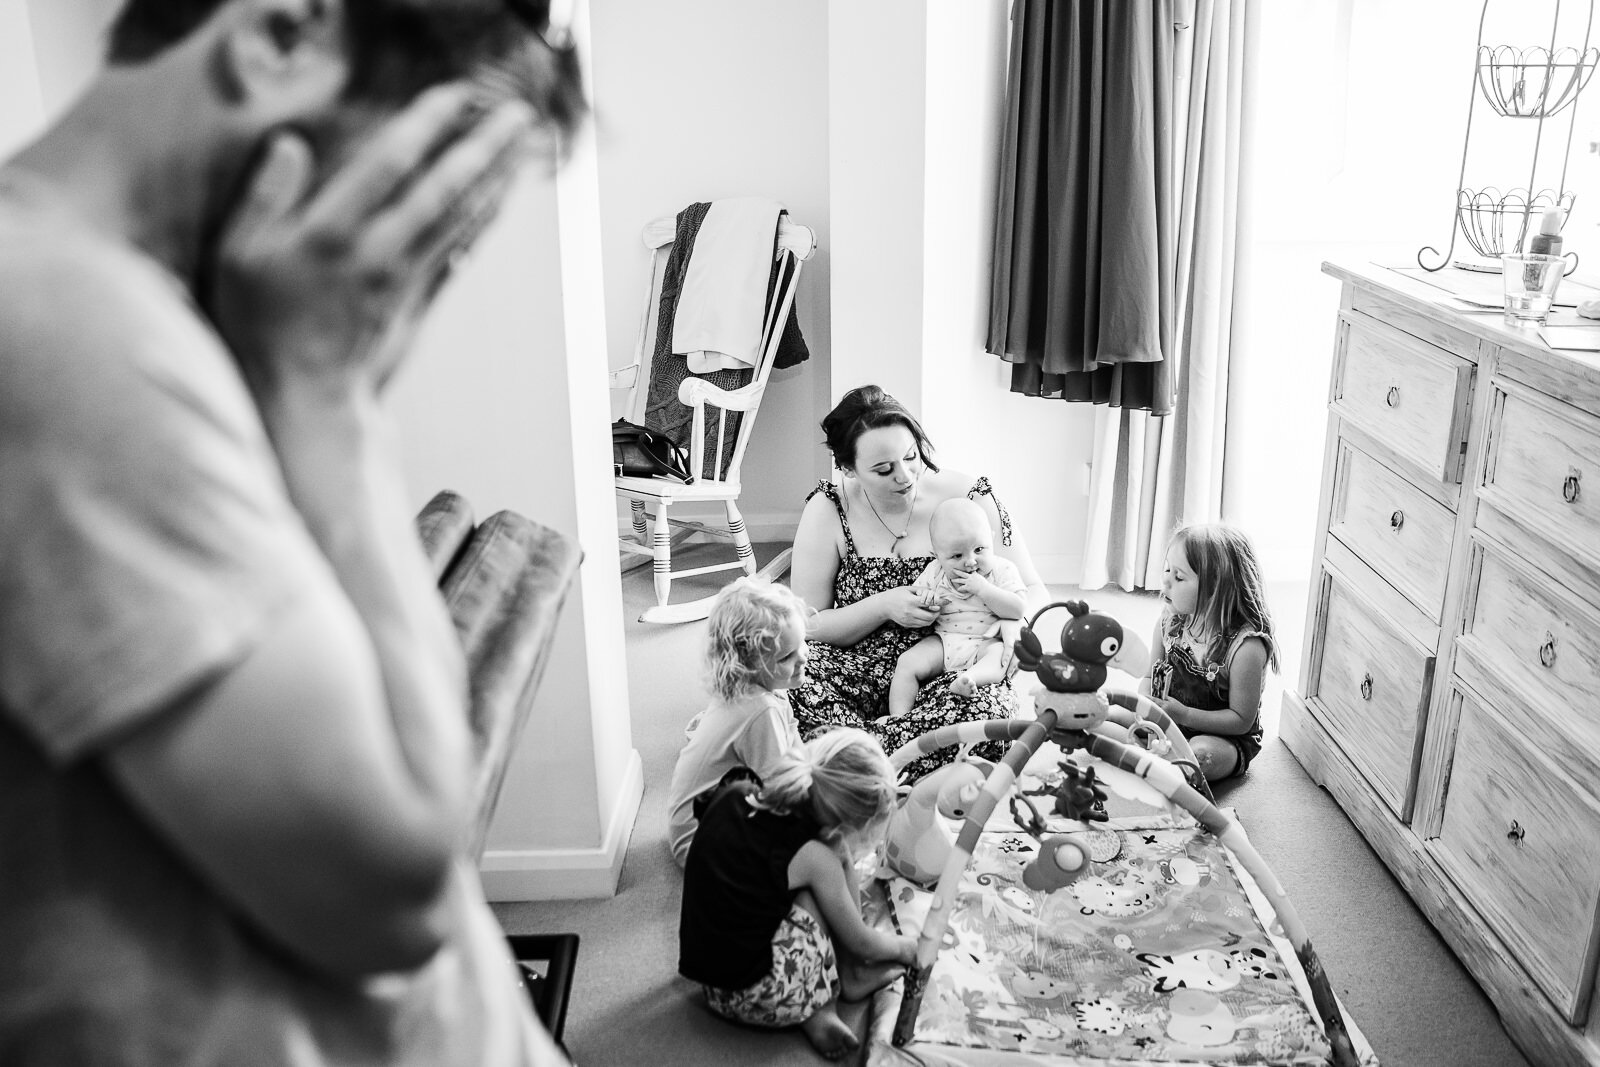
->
[914,556,1027,637]
[0,180,560,1066]
[667,688,801,867]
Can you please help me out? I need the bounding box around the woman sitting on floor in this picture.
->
[786,385,1047,780]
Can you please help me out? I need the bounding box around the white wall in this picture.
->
[824,0,1095,585]
[0,2,47,160]
[19,0,119,114]
[588,0,833,535]
[827,0,927,415]
[390,0,640,898]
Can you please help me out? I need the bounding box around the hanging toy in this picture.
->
[882,758,993,886]
[1009,793,1093,892]
[1011,600,1125,731]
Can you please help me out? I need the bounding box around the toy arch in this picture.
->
[882,691,1358,1067]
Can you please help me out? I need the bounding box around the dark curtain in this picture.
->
[987,0,1176,414]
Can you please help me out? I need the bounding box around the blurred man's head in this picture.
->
[108,0,584,134]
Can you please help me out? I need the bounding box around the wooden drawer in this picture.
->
[1432,687,1600,1024]
[1481,380,1600,574]
[1328,439,1455,620]
[1457,537,1600,722]
[1332,311,1474,483]
[1305,569,1433,819]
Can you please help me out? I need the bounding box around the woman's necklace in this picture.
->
[860,480,920,553]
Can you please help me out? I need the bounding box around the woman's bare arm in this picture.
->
[791,491,934,645]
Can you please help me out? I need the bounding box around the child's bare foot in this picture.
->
[839,958,906,1002]
[949,671,978,699]
[801,1004,860,1060]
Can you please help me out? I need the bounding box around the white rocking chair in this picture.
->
[610,210,816,624]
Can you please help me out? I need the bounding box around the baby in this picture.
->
[886,497,1027,719]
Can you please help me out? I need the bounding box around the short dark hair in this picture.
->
[820,384,939,473]
[107,0,585,134]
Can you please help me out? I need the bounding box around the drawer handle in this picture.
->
[1507,820,1526,844]
[1385,385,1400,408]
[1564,469,1581,504]
[1389,509,1405,532]
[1359,673,1373,700]
[1538,632,1558,669]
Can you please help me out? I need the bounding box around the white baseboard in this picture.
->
[478,749,643,902]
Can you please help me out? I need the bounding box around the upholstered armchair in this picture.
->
[415,490,582,1045]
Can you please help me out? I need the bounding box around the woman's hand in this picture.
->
[207,84,536,407]
[881,586,940,629]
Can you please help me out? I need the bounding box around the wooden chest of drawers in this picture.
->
[1282,262,1600,1066]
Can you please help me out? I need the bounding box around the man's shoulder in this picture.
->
[0,211,217,368]
[0,214,251,431]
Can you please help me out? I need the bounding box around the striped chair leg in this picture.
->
[630,499,648,543]
[652,501,672,607]
[725,500,757,577]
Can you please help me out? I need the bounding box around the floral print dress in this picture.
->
[788,478,1018,780]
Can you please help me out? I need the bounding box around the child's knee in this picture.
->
[1192,737,1238,781]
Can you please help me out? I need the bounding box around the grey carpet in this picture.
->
[496,544,1529,1066]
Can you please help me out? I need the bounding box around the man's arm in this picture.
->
[108,86,536,979]
[106,569,468,977]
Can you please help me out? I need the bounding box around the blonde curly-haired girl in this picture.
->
[666,578,810,867]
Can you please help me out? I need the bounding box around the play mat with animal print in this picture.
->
[873,821,1331,1062]
[861,734,1385,1067]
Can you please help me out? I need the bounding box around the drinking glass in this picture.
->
[1501,253,1566,326]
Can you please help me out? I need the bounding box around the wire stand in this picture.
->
[1418,0,1596,272]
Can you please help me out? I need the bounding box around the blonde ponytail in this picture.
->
[757,728,895,836]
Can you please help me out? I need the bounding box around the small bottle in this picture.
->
[1528,207,1564,258]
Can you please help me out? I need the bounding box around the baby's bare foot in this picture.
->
[801,1005,860,1060]
[949,672,978,699]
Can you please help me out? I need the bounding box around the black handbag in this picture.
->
[612,419,693,482]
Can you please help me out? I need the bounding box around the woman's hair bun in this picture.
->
[820,385,938,473]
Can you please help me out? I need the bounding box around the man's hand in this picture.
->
[208,83,536,404]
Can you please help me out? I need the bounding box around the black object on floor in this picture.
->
[509,933,580,1046]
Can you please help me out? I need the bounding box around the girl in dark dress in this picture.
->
[679,729,914,1059]
[1143,523,1279,783]
[787,386,1047,780]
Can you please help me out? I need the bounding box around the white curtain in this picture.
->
[1080,0,1255,591]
